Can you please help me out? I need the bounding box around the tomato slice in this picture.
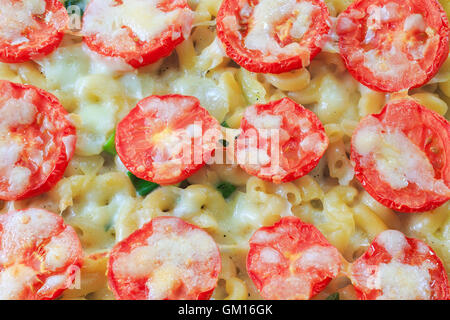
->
[216,0,331,74]
[247,217,342,300]
[107,216,221,300]
[336,0,449,92]
[236,97,328,184]
[0,80,76,201]
[116,95,221,185]
[351,99,450,213]
[0,208,83,300]
[82,0,194,68]
[0,0,68,63]
[350,230,449,300]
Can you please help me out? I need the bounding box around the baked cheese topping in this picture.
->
[0,0,46,45]
[246,107,283,130]
[244,0,317,62]
[0,88,75,196]
[82,0,192,45]
[258,245,340,299]
[0,264,36,300]
[353,116,449,195]
[0,93,38,194]
[374,260,433,300]
[112,218,218,300]
[0,92,37,130]
[363,3,430,80]
[360,230,436,300]
[0,209,80,299]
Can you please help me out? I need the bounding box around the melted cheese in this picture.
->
[293,245,340,275]
[300,132,326,154]
[364,45,416,79]
[244,0,316,61]
[0,0,46,44]
[353,117,449,195]
[404,14,426,32]
[0,209,80,299]
[0,93,40,194]
[366,3,400,29]
[139,96,192,121]
[373,261,433,300]
[0,95,37,130]
[376,230,408,259]
[37,274,67,297]
[258,245,340,299]
[82,44,134,74]
[82,0,192,44]
[361,5,429,82]
[259,247,283,264]
[8,166,31,194]
[0,209,61,265]
[0,265,36,300]
[246,107,283,129]
[43,229,77,270]
[112,218,218,299]
[262,273,311,299]
[356,230,438,300]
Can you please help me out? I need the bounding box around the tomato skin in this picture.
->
[107,216,221,300]
[216,0,331,74]
[0,80,76,201]
[351,99,449,213]
[337,0,449,92]
[237,98,328,184]
[0,209,83,300]
[0,0,68,63]
[349,230,449,300]
[247,216,342,300]
[116,94,221,186]
[82,0,193,68]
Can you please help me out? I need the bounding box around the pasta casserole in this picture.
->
[0,0,448,300]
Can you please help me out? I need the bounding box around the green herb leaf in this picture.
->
[64,0,86,16]
[326,293,340,300]
[219,139,229,147]
[103,132,117,156]
[127,172,160,197]
[104,221,113,232]
[221,121,230,128]
[177,179,191,189]
[216,182,237,199]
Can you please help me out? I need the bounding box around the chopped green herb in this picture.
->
[221,121,230,128]
[216,182,237,199]
[103,132,117,156]
[127,172,160,197]
[104,221,113,232]
[219,139,229,147]
[177,179,191,189]
[64,0,86,16]
[326,293,340,300]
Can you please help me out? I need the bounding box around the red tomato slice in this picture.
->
[236,97,328,184]
[216,0,331,74]
[0,80,76,201]
[351,99,450,212]
[0,0,68,63]
[349,230,449,300]
[82,0,194,68]
[247,216,342,300]
[116,95,222,185]
[336,0,449,92]
[107,216,221,300]
[0,208,83,300]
